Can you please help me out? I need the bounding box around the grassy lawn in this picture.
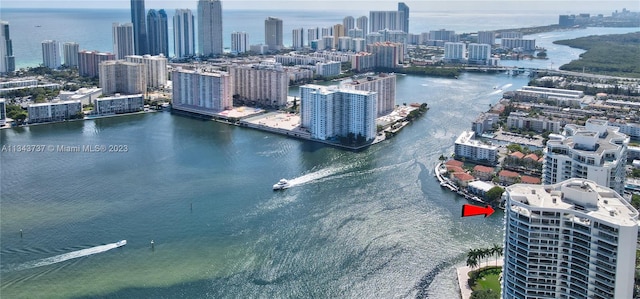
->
[470,266,502,293]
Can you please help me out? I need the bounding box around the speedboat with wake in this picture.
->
[115,240,127,247]
[273,179,290,190]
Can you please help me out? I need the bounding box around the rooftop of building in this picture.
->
[453,172,475,181]
[499,170,519,177]
[455,131,498,150]
[445,159,464,167]
[520,175,541,184]
[506,178,638,227]
[473,165,495,173]
[510,151,525,159]
[548,120,628,155]
[28,100,81,107]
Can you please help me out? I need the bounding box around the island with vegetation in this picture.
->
[553,32,640,78]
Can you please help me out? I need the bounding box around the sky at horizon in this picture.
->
[2,0,639,15]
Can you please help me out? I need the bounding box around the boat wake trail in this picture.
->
[286,166,346,187]
[4,242,123,273]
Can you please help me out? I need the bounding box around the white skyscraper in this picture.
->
[467,43,491,64]
[292,28,304,50]
[444,42,466,61]
[63,42,79,68]
[307,27,320,47]
[341,73,396,117]
[112,23,135,59]
[502,178,638,299]
[477,31,496,45]
[543,119,628,195]
[198,0,223,56]
[369,11,402,32]
[41,40,61,69]
[99,60,146,95]
[172,68,233,116]
[228,63,289,107]
[343,16,355,31]
[356,16,368,36]
[173,9,196,58]
[300,84,377,142]
[125,54,168,89]
[231,32,248,54]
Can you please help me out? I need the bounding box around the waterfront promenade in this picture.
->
[457,258,504,299]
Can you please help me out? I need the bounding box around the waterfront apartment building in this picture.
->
[467,43,491,65]
[63,42,79,68]
[367,42,404,69]
[0,21,16,73]
[356,16,368,36]
[610,120,640,140]
[146,9,169,56]
[300,84,377,141]
[130,0,148,55]
[315,61,341,78]
[27,100,82,123]
[265,17,284,51]
[472,112,500,135]
[477,31,495,45]
[228,63,288,107]
[125,54,168,89]
[444,42,466,62]
[292,28,304,50]
[543,119,628,195]
[501,38,536,51]
[99,60,146,95]
[94,94,144,115]
[428,29,458,42]
[231,32,249,54]
[341,73,396,117]
[369,11,403,33]
[112,23,135,59]
[454,131,498,165]
[78,50,115,77]
[41,40,61,69]
[172,68,233,116]
[173,9,196,58]
[506,111,563,133]
[514,86,584,106]
[333,24,345,49]
[502,178,638,299]
[198,0,223,56]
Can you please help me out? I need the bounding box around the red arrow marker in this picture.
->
[461,204,495,218]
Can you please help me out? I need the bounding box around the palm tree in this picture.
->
[481,248,492,268]
[492,244,503,267]
[466,248,479,269]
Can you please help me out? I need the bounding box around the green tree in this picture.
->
[486,186,505,203]
[492,244,503,266]
[506,143,522,153]
[467,248,480,269]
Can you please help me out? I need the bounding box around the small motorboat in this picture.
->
[115,240,127,247]
[273,179,290,190]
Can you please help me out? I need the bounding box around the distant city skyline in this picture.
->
[2,0,638,15]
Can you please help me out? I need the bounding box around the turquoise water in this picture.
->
[1,73,531,298]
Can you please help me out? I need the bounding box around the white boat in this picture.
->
[115,240,127,247]
[273,179,290,190]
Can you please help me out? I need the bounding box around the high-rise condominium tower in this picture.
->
[265,17,283,51]
[63,42,79,68]
[198,0,223,56]
[112,23,135,59]
[0,21,15,73]
[398,2,410,33]
[41,40,61,69]
[147,9,168,56]
[231,32,248,54]
[356,16,368,36]
[173,9,195,58]
[502,179,638,299]
[130,0,148,55]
